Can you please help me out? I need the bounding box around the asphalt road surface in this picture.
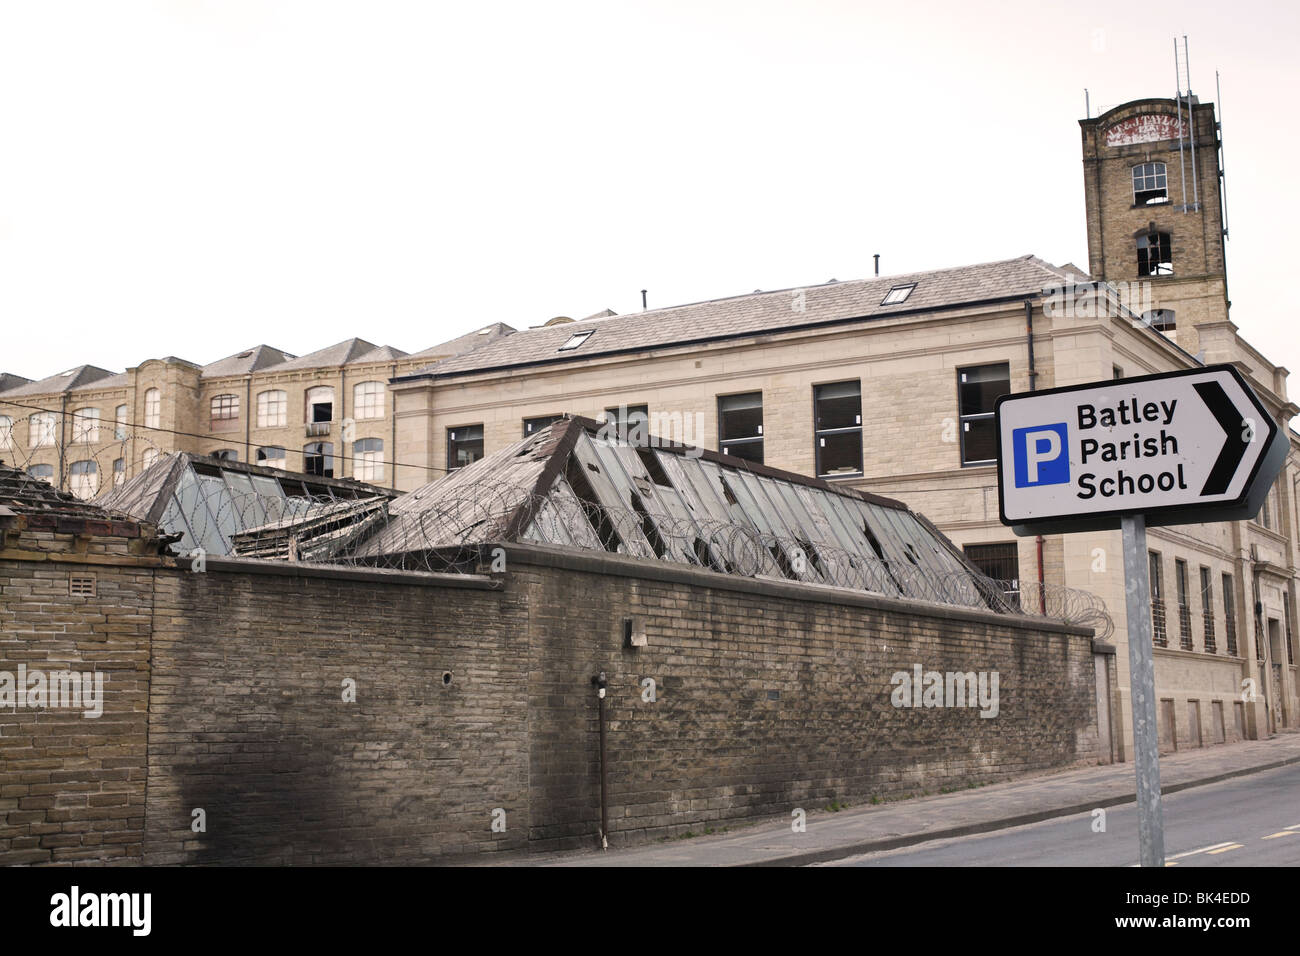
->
[829,762,1300,867]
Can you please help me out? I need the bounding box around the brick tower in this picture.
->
[1079,95,1228,356]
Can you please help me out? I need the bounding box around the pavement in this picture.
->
[498,732,1300,866]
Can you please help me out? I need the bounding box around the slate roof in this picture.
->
[0,461,119,521]
[0,374,33,393]
[403,255,1077,380]
[406,322,517,360]
[202,345,297,379]
[0,366,117,398]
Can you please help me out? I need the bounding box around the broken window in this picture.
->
[256,446,286,467]
[718,392,763,464]
[210,449,239,461]
[27,463,54,482]
[881,283,916,306]
[963,543,1019,581]
[257,390,287,428]
[210,394,239,432]
[447,425,483,471]
[1141,309,1176,332]
[813,381,862,478]
[354,437,384,481]
[69,460,98,499]
[1137,230,1173,276]
[144,388,161,429]
[957,363,1008,466]
[524,415,563,437]
[304,441,334,477]
[305,386,334,424]
[1132,162,1168,205]
[353,381,385,420]
[29,412,56,448]
[112,458,125,487]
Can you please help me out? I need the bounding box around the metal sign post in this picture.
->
[1120,513,1164,866]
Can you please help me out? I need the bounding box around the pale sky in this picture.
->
[2,0,1297,392]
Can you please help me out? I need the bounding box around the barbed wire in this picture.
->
[166,479,1114,637]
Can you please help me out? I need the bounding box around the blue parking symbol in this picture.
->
[1013,423,1069,488]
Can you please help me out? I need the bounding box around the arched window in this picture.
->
[143,388,161,429]
[210,449,239,461]
[353,437,384,481]
[304,442,334,477]
[1141,309,1176,332]
[72,407,101,443]
[1137,231,1173,276]
[305,387,334,425]
[114,404,128,440]
[29,412,56,448]
[0,415,13,451]
[112,458,126,487]
[256,445,286,467]
[1132,162,1168,205]
[27,464,54,482]
[141,447,160,469]
[69,460,98,499]
[210,394,239,431]
[353,381,385,420]
[257,390,287,428]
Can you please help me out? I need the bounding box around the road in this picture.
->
[828,762,1300,867]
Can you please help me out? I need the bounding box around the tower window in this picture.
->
[1141,309,1176,332]
[1137,231,1173,277]
[1132,162,1168,205]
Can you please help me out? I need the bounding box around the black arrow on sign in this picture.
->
[1193,380,1248,496]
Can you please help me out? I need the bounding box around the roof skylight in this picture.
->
[558,330,595,352]
[881,283,917,306]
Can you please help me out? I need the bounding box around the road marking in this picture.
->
[1128,842,1236,866]
[1206,843,1244,855]
[1261,831,1296,840]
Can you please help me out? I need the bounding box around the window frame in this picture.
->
[1137,231,1173,277]
[813,380,863,479]
[1132,162,1169,206]
[447,424,484,471]
[956,362,1010,467]
[880,283,917,306]
[0,414,13,451]
[523,415,563,438]
[717,391,764,465]
[210,394,240,432]
[303,441,335,477]
[143,388,161,430]
[558,330,595,352]
[29,411,56,448]
[114,404,128,441]
[69,459,98,499]
[256,389,288,429]
[353,381,385,421]
[353,437,384,481]
[256,445,286,467]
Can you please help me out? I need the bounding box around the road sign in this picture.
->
[994,364,1287,867]
[996,365,1286,536]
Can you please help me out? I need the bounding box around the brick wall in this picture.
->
[5,538,1100,864]
[0,531,154,864]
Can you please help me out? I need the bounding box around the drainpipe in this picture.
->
[591,670,609,849]
[58,393,68,492]
[390,363,398,491]
[339,366,346,479]
[244,375,252,463]
[1026,299,1046,613]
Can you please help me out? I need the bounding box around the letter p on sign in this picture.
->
[1013,423,1069,487]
